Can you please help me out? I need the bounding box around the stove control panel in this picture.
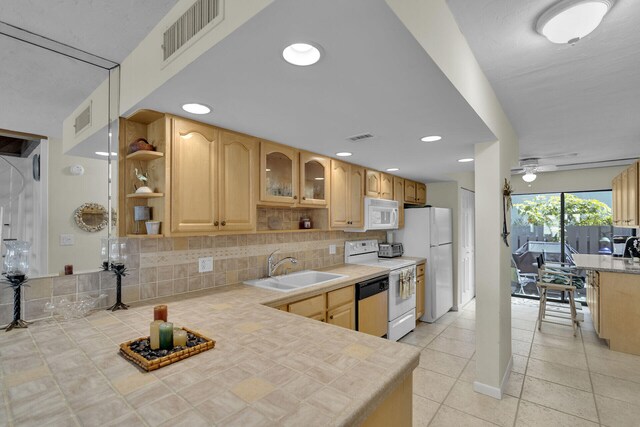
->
[345,240,379,257]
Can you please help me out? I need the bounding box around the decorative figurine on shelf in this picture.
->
[104,238,130,311]
[2,240,31,331]
[502,179,513,247]
[128,137,155,154]
[134,165,153,194]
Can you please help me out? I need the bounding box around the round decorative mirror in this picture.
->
[73,203,116,232]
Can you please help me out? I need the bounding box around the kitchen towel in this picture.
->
[399,268,415,299]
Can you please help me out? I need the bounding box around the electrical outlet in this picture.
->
[59,234,75,246]
[329,244,336,255]
[198,257,213,273]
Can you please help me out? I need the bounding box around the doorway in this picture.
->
[459,188,475,306]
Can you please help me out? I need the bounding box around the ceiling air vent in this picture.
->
[347,133,374,142]
[163,0,222,61]
[74,102,92,135]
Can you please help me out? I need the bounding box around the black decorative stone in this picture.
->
[128,332,204,361]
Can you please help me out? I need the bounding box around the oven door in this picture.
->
[388,266,416,321]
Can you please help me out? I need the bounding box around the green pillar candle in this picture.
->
[159,322,174,350]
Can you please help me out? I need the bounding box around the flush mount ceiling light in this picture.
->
[386,168,399,172]
[282,43,321,66]
[182,103,211,115]
[458,158,474,163]
[536,0,615,44]
[421,135,442,142]
[335,152,352,157]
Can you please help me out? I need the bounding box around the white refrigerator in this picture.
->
[396,207,453,323]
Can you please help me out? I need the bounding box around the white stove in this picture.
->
[345,240,416,341]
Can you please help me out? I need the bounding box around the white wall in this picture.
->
[511,165,625,194]
[47,138,108,275]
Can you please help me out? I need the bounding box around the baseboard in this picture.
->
[472,356,513,400]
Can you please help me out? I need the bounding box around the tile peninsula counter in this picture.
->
[0,264,420,426]
[574,254,640,355]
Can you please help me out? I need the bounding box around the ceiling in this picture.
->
[128,0,496,182]
[0,0,178,139]
[447,0,640,171]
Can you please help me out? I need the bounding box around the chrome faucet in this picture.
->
[268,249,298,277]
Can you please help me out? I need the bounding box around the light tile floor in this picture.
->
[399,297,640,426]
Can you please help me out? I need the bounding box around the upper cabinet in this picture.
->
[393,177,405,229]
[380,173,393,200]
[404,180,416,204]
[613,162,638,227]
[366,170,382,198]
[331,160,365,228]
[171,118,219,233]
[416,182,427,205]
[218,131,258,232]
[260,141,298,205]
[299,152,330,206]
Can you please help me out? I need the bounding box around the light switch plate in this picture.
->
[329,244,336,255]
[198,257,213,273]
[59,234,75,246]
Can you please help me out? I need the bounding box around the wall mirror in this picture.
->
[0,27,118,276]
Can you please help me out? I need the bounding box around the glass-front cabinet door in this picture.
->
[260,141,298,204]
[299,152,329,206]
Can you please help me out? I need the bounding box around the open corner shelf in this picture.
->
[126,151,164,161]
[126,193,164,199]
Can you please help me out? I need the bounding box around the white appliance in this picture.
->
[396,207,453,323]
[345,239,417,341]
[346,197,399,232]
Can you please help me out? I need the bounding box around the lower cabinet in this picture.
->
[286,285,355,330]
[416,262,425,320]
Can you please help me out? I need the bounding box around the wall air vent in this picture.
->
[74,102,92,135]
[347,133,374,142]
[163,0,222,61]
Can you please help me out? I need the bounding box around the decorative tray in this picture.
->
[119,327,215,372]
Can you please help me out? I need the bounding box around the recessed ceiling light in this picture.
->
[336,152,352,157]
[458,158,474,163]
[96,151,117,157]
[421,136,442,142]
[536,0,614,44]
[386,168,399,172]
[182,103,211,115]
[282,43,321,66]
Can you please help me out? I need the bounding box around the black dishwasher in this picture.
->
[355,275,389,337]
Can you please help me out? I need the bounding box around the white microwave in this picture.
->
[346,197,399,232]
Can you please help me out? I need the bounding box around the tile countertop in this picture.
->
[573,254,640,275]
[0,263,420,427]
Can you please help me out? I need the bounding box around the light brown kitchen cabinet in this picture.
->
[366,170,382,198]
[218,131,258,231]
[171,117,219,233]
[416,183,427,205]
[586,270,600,335]
[612,161,639,227]
[327,286,355,330]
[299,152,330,206]
[416,262,426,320]
[404,180,416,203]
[393,177,405,228]
[331,160,365,228]
[288,294,326,321]
[380,173,393,200]
[260,141,298,205]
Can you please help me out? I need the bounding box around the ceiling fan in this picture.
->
[511,153,578,182]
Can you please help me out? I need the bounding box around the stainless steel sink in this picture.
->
[244,270,346,292]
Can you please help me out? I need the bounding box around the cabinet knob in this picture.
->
[214,221,219,226]
[329,315,334,319]
[221,221,226,226]
[302,196,306,200]
[293,195,298,200]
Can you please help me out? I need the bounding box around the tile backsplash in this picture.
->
[0,230,385,326]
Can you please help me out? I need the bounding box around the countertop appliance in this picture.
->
[396,207,453,323]
[346,197,399,232]
[378,243,403,258]
[355,275,389,337]
[345,240,416,341]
